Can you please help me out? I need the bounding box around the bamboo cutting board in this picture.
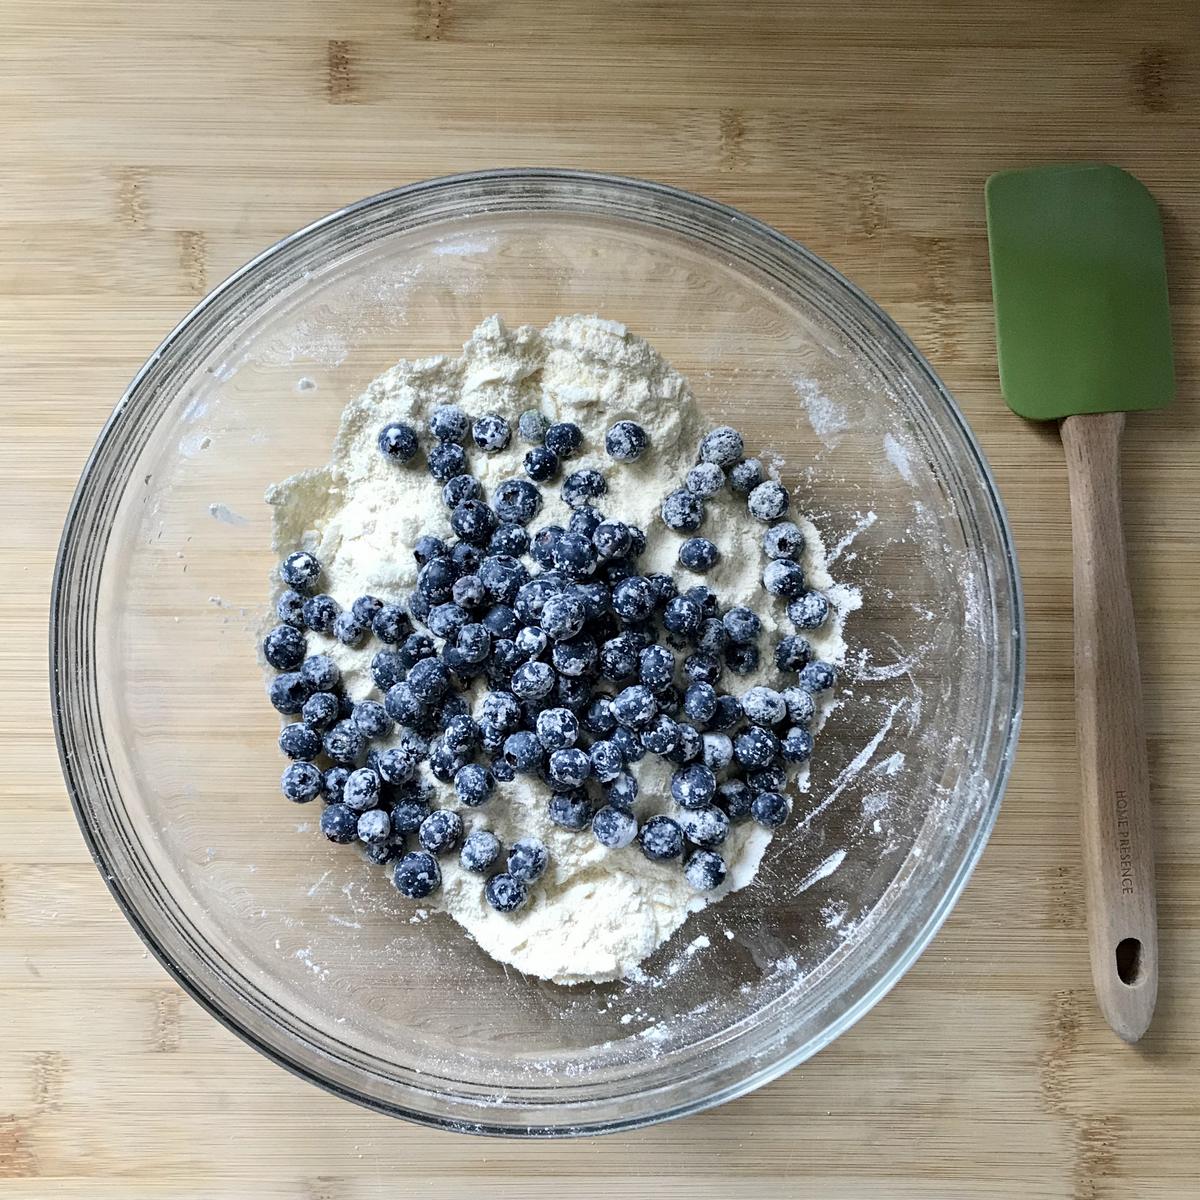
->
[1,1,1199,1196]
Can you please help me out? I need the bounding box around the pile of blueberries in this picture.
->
[262,404,837,915]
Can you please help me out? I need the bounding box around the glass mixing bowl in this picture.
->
[52,170,1022,1135]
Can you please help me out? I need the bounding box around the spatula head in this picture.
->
[986,163,1174,422]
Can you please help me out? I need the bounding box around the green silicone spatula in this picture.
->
[986,163,1174,1043]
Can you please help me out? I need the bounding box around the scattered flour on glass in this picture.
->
[792,377,850,449]
[266,315,851,986]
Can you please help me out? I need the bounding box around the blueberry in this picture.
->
[679,537,719,572]
[611,725,645,765]
[427,736,467,783]
[685,585,719,616]
[604,419,649,462]
[592,805,638,849]
[722,607,761,645]
[529,527,563,571]
[644,572,677,609]
[562,468,607,509]
[324,715,364,763]
[603,557,635,585]
[627,526,648,557]
[427,441,467,482]
[751,791,791,829]
[413,535,447,566]
[613,684,657,729]
[322,767,350,804]
[665,722,703,765]
[449,574,484,611]
[357,808,392,844]
[460,829,502,874]
[503,730,545,773]
[581,739,619,784]
[472,412,511,453]
[763,559,806,599]
[377,745,420,785]
[655,597,698,641]
[485,872,528,913]
[782,686,816,726]
[390,795,431,836]
[661,489,703,532]
[710,693,744,729]
[488,523,529,558]
[350,701,391,742]
[677,804,730,849]
[544,422,583,458]
[393,850,442,898]
[449,540,482,576]
[798,660,837,694]
[429,603,471,642]
[301,594,339,633]
[511,660,556,700]
[383,682,424,726]
[518,409,550,444]
[750,764,788,792]
[281,761,322,802]
[729,458,765,494]
[480,554,529,604]
[442,713,478,754]
[763,521,803,560]
[552,532,597,579]
[302,691,340,730]
[481,689,522,730]
[641,714,680,756]
[378,422,418,463]
[788,591,831,630]
[639,815,684,861]
[493,478,542,526]
[429,404,468,443]
[451,500,498,547]
[340,767,380,813]
[548,747,591,788]
[367,604,406,645]
[320,803,359,844]
[407,657,450,702]
[419,809,463,855]
[485,641,521,689]
[698,426,744,467]
[331,611,366,647]
[524,446,559,482]
[480,604,518,640]
[277,589,305,627]
[441,473,481,508]
[702,732,734,771]
[726,642,760,675]
[612,576,656,622]
[536,706,579,750]
[347,595,382,626]
[268,671,310,714]
[507,837,549,882]
[599,633,640,681]
[548,789,593,831]
[263,624,306,670]
[718,778,755,821]
[684,848,727,890]
[363,841,397,866]
[685,462,725,498]
[774,635,812,672]
[605,771,640,811]
[639,644,675,689]
[671,763,716,809]
[569,506,605,539]
[514,625,548,660]
[575,581,611,621]
[489,756,516,782]
[734,726,780,768]
[452,763,495,808]
[417,558,455,605]
[280,550,322,592]
[782,726,815,764]
[682,652,721,686]
[748,480,790,521]
[684,682,719,725]
[742,686,787,726]
[584,696,617,735]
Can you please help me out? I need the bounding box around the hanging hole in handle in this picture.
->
[1116,937,1143,985]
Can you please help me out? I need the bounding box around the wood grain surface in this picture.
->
[2,1,1198,1195]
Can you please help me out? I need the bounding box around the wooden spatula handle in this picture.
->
[1060,411,1158,1042]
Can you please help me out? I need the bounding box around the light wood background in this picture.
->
[2,1,1198,1196]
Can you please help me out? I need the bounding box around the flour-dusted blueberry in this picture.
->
[788,591,831,630]
[332,611,367,647]
[751,791,791,829]
[441,473,482,508]
[280,550,321,594]
[300,594,339,634]
[683,681,718,723]
[612,575,656,622]
[407,656,450,702]
[378,421,418,463]
[370,604,408,645]
[442,713,479,755]
[527,530,561,574]
[480,554,529,605]
[686,584,720,616]
[377,745,420,786]
[281,761,322,803]
[685,462,725,498]
[320,803,359,844]
[548,747,591,788]
[637,644,674,689]
[562,468,607,509]
[427,440,467,483]
[426,602,469,640]
[782,726,815,764]
[363,841,398,866]
[544,421,583,459]
[671,762,716,809]
[639,815,684,861]
[548,789,593,831]
[390,795,431,836]
[591,519,631,560]
[602,418,649,462]
[581,698,615,738]
[357,809,392,845]
[661,488,703,533]
[655,597,698,643]
[667,722,703,765]
[511,660,556,700]
[321,767,350,804]
[682,652,721,686]
[508,837,549,883]
[342,767,382,813]
[472,412,511,453]
[489,756,516,782]
[523,446,559,483]
[678,804,730,849]
[763,521,804,561]
[782,686,816,726]
[599,632,640,681]
[728,457,765,495]
[603,557,635,585]
[725,642,760,675]
[742,686,787,726]
[678,537,719,572]
[349,595,383,625]
[514,625,548,661]
[575,581,611,622]
[721,606,760,645]
[452,500,499,547]
[449,541,483,577]
[611,725,646,765]
[296,658,337,697]
[606,770,640,810]
[613,683,657,729]
[684,848,728,891]
[427,736,468,783]
[583,739,620,784]
[710,693,744,730]
[763,559,806,599]
[698,426,744,467]
[552,531,598,579]
[406,590,430,626]
[488,522,530,558]
[567,505,603,539]
[481,689,522,732]
[641,714,680,756]
[774,635,812,672]
[485,872,528,913]
[419,809,463,855]
[481,603,519,640]
[557,671,595,713]
[503,730,545,773]
[535,706,579,750]
[268,671,310,715]
[717,778,754,822]
[798,660,837,693]
[653,684,683,719]
[748,480,790,521]
[450,574,485,611]
[518,409,550,444]
[460,829,502,874]
[592,804,638,849]
[734,726,780,768]
[702,731,734,771]
[302,691,340,730]
[453,762,495,808]
[413,534,446,566]
[626,525,647,558]
[276,589,305,628]
[642,573,675,610]
[493,478,542,526]
[263,623,306,670]
[429,403,468,443]
[394,850,442,898]
[750,764,787,792]
[418,557,456,604]
[321,719,364,765]
[383,682,423,727]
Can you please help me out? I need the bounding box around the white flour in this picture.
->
[267,315,848,984]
